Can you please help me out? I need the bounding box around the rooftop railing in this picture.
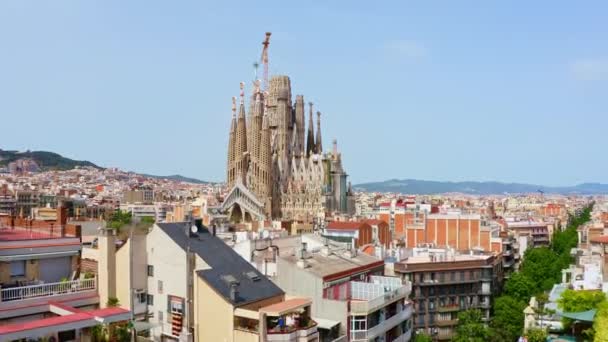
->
[0,277,96,302]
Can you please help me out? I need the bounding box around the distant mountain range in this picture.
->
[0,149,100,170]
[0,148,211,184]
[355,179,608,195]
[139,174,210,184]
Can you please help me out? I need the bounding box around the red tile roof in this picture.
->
[0,302,129,336]
[0,313,92,334]
[590,235,608,244]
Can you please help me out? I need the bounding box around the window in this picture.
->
[158,310,164,322]
[10,261,26,277]
[137,292,147,304]
[158,280,163,293]
[350,315,367,331]
[147,294,154,306]
[147,265,154,277]
[169,297,184,315]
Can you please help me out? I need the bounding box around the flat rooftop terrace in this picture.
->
[0,226,69,241]
[280,251,383,279]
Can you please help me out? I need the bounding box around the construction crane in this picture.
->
[260,32,271,91]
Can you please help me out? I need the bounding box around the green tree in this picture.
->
[526,327,548,342]
[107,210,132,231]
[558,289,605,330]
[414,332,432,342]
[520,247,560,292]
[594,301,608,342]
[504,272,536,302]
[491,295,527,342]
[453,309,491,342]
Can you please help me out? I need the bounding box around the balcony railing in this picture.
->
[351,305,413,341]
[436,305,460,313]
[0,278,96,302]
[392,328,412,342]
[266,323,318,341]
[435,319,458,327]
[350,284,411,314]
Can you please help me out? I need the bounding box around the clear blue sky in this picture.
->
[1,1,607,185]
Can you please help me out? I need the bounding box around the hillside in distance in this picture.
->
[0,149,100,171]
[140,173,210,184]
[355,179,608,195]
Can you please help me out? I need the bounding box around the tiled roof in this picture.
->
[590,235,608,244]
[157,222,284,307]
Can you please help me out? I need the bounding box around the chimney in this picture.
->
[56,202,68,227]
[230,282,239,302]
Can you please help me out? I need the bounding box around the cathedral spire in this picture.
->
[315,111,323,154]
[226,96,238,185]
[306,102,315,156]
[294,95,305,157]
[234,82,248,183]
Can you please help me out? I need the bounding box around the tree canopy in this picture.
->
[490,203,593,341]
[453,310,491,342]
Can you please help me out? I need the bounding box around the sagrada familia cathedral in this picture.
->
[221,75,355,223]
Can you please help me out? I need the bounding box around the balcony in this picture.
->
[392,328,412,342]
[350,285,410,315]
[416,278,478,286]
[266,324,319,342]
[0,278,96,303]
[436,305,460,313]
[435,319,458,327]
[350,305,413,341]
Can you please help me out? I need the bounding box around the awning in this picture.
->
[313,317,340,330]
[0,250,79,261]
[561,309,596,323]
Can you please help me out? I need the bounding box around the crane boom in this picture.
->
[261,32,271,91]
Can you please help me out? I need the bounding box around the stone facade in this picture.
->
[225,76,355,222]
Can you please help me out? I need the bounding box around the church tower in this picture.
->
[306,102,315,156]
[234,82,248,184]
[258,104,273,216]
[226,96,237,186]
[315,111,323,154]
[294,95,305,157]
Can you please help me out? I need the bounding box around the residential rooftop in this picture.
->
[280,247,383,280]
[157,222,284,307]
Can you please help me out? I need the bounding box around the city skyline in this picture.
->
[1,1,607,185]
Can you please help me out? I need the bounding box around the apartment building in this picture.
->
[143,222,319,342]
[505,220,552,247]
[378,205,503,254]
[393,248,503,341]
[276,243,413,342]
[14,189,40,217]
[0,212,130,341]
[0,185,16,215]
[323,220,391,249]
[122,188,155,204]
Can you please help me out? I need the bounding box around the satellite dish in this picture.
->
[191,225,198,234]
